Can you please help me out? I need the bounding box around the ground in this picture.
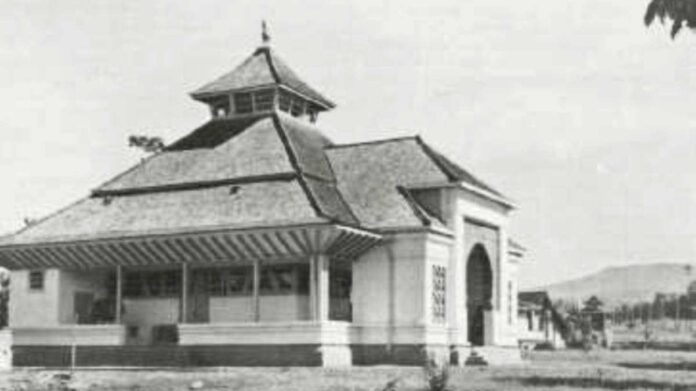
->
[2,350,696,391]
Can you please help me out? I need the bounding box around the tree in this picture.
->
[128,135,165,154]
[0,268,8,329]
[582,296,604,312]
[644,0,696,39]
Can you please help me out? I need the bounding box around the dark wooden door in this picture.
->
[188,271,209,323]
[74,292,94,324]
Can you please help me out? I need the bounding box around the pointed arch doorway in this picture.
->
[466,243,493,346]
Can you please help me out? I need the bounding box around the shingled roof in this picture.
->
[1,37,509,248]
[191,47,335,109]
[1,112,358,246]
[325,137,506,230]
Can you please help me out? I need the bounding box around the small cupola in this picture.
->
[190,22,335,123]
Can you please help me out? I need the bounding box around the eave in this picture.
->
[407,181,516,210]
[0,221,382,270]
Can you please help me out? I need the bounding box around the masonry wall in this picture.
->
[58,269,109,324]
[209,295,310,322]
[444,188,518,348]
[9,269,61,327]
[352,233,426,329]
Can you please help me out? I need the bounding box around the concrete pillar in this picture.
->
[181,263,188,323]
[309,254,330,321]
[253,259,261,322]
[317,254,329,321]
[115,265,122,324]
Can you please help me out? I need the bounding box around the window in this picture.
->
[127,325,139,339]
[123,271,181,298]
[290,98,305,117]
[28,270,44,290]
[253,89,275,111]
[432,265,446,323]
[260,265,300,295]
[201,264,309,297]
[278,90,292,112]
[527,311,534,331]
[210,96,230,118]
[330,267,352,321]
[233,92,253,114]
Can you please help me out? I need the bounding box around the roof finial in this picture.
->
[261,20,271,46]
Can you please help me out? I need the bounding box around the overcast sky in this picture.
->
[0,0,694,288]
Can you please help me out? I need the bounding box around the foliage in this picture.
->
[582,296,604,312]
[423,360,450,391]
[644,0,696,39]
[0,269,8,329]
[128,135,165,154]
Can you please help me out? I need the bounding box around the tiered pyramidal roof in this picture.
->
[1,31,508,246]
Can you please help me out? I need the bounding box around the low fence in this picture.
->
[611,328,696,351]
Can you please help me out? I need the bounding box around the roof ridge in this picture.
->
[273,113,359,225]
[321,145,362,225]
[260,46,282,85]
[326,136,418,150]
[414,136,504,197]
[92,172,297,197]
[395,186,431,227]
[271,113,327,221]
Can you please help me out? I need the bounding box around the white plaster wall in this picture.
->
[179,321,351,346]
[11,325,125,346]
[9,269,60,327]
[0,330,11,370]
[209,295,310,323]
[58,269,109,324]
[451,188,518,347]
[352,233,426,331]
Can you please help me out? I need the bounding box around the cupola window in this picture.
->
[253,89,275,111]
[210,96,230,118]
[278,90,292,112]
[233,92,253,114]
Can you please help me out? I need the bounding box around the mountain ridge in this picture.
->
[534,262,696,306]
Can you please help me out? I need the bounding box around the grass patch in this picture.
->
[3,350,696,390]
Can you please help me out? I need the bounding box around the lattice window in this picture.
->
[233,92,253,114]
[432,265,446,323]
[28,270,44,290]
[278,90,292,112]
[123,271,181,298]
[253,89,275,111]
[203,264,308,297]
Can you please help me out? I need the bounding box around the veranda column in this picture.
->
[181,263,188,323]
[115,265,123,324]
[310,254,330,321]
[253,258,261,322]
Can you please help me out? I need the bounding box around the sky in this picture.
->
[0,0,694,288]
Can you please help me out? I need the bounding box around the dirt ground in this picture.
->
[2,349,696,391]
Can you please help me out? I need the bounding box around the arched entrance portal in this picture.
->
[466,244,493,346]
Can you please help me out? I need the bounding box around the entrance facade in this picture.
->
[466,244,493,346]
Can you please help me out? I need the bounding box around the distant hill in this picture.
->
[536,263,696,307]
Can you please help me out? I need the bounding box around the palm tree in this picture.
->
[644,0,696,39]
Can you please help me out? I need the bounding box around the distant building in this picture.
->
[518,291,565,349]
[0,28,524,367]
